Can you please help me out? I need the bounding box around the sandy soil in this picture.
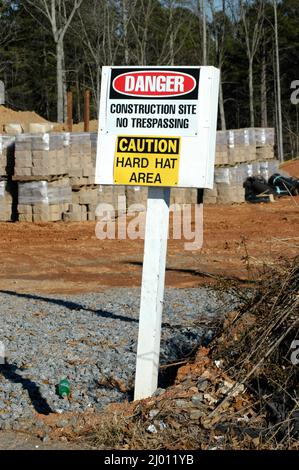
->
[0,105,49,132]
[0,196,298,295]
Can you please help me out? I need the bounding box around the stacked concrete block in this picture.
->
[203,186,218,204]
[215,131,229,165]
[255,128,275,160]
[14,133,69,178]
[90,132,97,165]
[18,178,71,222]
[64,186,99,221]
[245,160,279,182]
[126,187,148,213]
[64,185,126,222]
[170,188,197,205]
[0,135,15,176]
[68,133,94,185]
[97,185,126,218]
[0,180,14,221]
[227,128,256,165]
[214,167,245,204]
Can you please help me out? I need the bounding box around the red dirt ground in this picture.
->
[0,196,298,295]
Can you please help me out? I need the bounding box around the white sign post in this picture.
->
[134,187,170,399]
[96,66,220,400]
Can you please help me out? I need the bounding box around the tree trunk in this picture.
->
[56,40,64,123]
[169,3,174,66]
[219,73,226,130]
[122,0,129,64]
[202,0,207,65]
[76,70,81,122]
[273,0,283,162]
[96,66,101,114]
[249,57,254,127]
[63,51,67,123]
[261,37,268,127]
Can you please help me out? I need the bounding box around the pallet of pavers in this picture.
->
[18,177,72,222]
[64,185,126,221]
[170,188,198,205]
[215,131,229,165]
[90,132,97,164]
[14,133,69,179]
[227,128,256,165]
[126,186,148,213]
[0,135,15,177]
[255,128,275,160]
[214,167,245,204]
[203,186,218,204]
[68,133,94,186]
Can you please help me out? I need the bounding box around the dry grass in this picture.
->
[79,254,299,450]
[211,255,299,448]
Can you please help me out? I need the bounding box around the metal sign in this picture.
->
[114,135,181,186]
[96,66,220,189]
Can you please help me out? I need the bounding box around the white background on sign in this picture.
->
[96,66,219,189]
[105,99,199,137]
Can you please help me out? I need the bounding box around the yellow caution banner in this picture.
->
[114,136,181,186]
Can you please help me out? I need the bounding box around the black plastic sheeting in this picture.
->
[244,173,299,203]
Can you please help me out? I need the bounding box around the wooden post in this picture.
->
[84,89,90,132]
[134,187,170,400]
[67,91,73,132]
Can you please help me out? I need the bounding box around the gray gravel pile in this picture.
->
[0,287,237,430]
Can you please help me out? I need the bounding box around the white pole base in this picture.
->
[134,187,170,400]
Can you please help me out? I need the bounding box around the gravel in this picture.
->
[0,287,237,429]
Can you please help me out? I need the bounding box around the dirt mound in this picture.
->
[0,105,51,132]
[281,159,299,178]
[52,119,99,133]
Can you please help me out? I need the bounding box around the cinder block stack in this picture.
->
[245,160,279,182]
[14,133,68,178]
[18,178,71,222]
[126,187,148,213]
[170,188,197,205]
[227,128,256,165]
[64,184,127,221]
[90,132,97,165]
[255,128,275,160]
[0,126,279,220]
[68,133,94,185]
[203,186,218,204]
[0,135,16,221]
[215,167,245,204]
[205,128,277,204]
[215,131,229,165]
[14,133,71,221]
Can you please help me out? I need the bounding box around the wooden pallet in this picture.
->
[12,174,68,182]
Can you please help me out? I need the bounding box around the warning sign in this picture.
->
[96,66,220,189]
[106,68,200,137]
[114,136,180,186]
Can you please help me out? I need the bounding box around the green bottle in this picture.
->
[58,378,71,398]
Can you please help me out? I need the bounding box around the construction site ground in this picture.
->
[0,196,298,296]
[0,159,298,450]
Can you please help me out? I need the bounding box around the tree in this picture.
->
[25,0,84,122]
[208,0,228,130]
[239,0,265,128]
[273,0,283,161]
